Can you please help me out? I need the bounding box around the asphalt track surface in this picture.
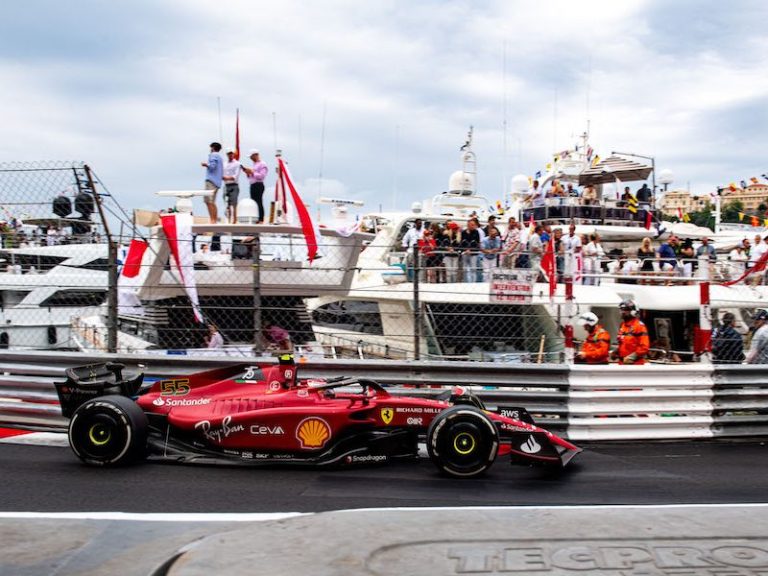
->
[2,439,768,513]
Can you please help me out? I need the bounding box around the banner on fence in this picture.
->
[490,269,538,303]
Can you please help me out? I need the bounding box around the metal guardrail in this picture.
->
[1,350,768,441]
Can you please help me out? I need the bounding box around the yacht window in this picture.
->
[0,290,31,308]
[312,301,383,335]
[76,258,111,271]
[41,290,107,308]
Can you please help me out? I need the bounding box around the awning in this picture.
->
[578,155,653,186]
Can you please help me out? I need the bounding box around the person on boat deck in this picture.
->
[636,183,653,210]
[418,226,439,283]
[205,323,224,349]
[712,312,745,364]
[678,238,695,280]
[439,221,461,283]
[618,186,632,207]
[657,235,679,273]
[566,183,579,197]
[746,310,768,364]
[611,299,650,365]
[480,226,502,282]
[262,321,292,352]
[402,219,424,281]
[575,312,610,364]
[526,180,545,220]
[501,217,521,268]
[748,235,768,286]
[528,224,544,280]
[482,215,498,238]
[242,149,268,223]
[201,142,223,224]
[460,218,482,283]
[222,148,241,224]
[728,243,747,278]
[581,183,597,221]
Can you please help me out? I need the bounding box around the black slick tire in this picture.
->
[68,395,148,466]
[427,405,499,478]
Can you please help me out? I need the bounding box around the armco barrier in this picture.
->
[1,350,767,441]
[712,365,768,438]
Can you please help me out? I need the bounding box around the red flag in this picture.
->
[161,213,204,323]
[644,210,652,230]
[121,239,148,278]
[723,247,768,286]
[234,108,240,161]
[278,157,318,263]
[541,237,556,298]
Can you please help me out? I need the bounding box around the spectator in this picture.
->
[562,223,582,275]
[480,226,502,281]
[460,219,482,282]
[222,148,241,223]
[696,236,716,261]
[581,183,597,221]
[636,183,652,209]
[206,323,224,349]
[418,226,439,283]
[439,221,461,282]
[637,237,656,277]
[742,237,752,258]
[748,235,766,273]
[401,219,424,281]
[243,149,268,223]
[583,233,604,286]
[657,235,679,274]
[679,238,695,280]
[611,299,650,365]
[528,224,544,278]
[482,215,498,237]
[501,217,521,268]
[575,311,610,364]
[526,179,545,220]
[746,310,768,364]
[540,223,552,243]
[263,321,292,351]
[728,243,748,278]
[201,142,223,223]
[712,312,745,364]
[566,183,579,197]
[553,227,564,281]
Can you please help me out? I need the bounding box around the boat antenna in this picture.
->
[272,112,278,153]
[217,96,223,143]
[502,37,509,206]
[318,102,327,214]
[392,123,400,210]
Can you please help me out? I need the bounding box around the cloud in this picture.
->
[0,0,766,225]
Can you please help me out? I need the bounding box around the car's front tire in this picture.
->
[68,395,148,466]
[427,406,499,478]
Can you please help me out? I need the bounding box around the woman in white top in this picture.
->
[582,233,605,286]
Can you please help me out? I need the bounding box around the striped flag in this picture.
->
[277,157,319,263]
[627,193,639,214]
[234,108,240,161]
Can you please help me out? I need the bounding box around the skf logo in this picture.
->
[380,408,394,424]
[296,417,331,449]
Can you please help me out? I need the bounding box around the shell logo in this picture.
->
[296,417,331,449]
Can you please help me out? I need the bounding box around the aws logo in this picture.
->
[296,417,331,449]
[380,408,394,425]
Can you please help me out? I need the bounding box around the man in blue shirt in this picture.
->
[658,235,679,272]
[201,142,223,223]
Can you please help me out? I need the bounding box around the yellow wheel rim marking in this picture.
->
[453,432,476,455]
[88,425,111,446]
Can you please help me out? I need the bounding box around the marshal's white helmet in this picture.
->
[577,312,599,327]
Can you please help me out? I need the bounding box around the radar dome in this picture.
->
[511,174,529,193]
[448,171,475,194]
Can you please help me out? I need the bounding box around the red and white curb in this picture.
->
[0,428,68,447]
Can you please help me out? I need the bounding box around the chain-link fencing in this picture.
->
[4,162,767,364]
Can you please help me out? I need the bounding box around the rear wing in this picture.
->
[55,362,144,418]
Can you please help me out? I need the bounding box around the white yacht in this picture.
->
[306,131,768,362]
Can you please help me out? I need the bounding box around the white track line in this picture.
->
[0,512,306,522]
[2,504,768,523]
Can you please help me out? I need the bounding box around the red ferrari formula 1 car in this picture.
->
[55,357,581,478]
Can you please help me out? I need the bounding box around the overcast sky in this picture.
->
[1,0,766,221]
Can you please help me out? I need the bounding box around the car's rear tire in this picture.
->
[427,405,499,478]
[68,395,148,466]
